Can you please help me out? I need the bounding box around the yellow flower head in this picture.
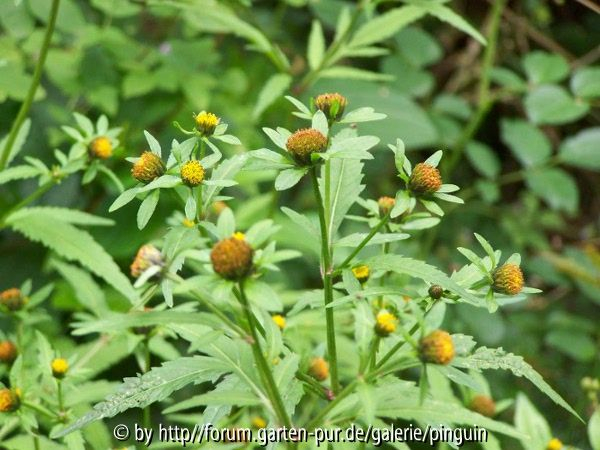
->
[419,329,455,365]
[210,236,253,280]
[286,128,328,166]
[492,263,524,296]
[409,163,442,194]
[180,160,205,187]
[314,93,347,122]
[131,151,165,184]
[377,196,396,215]
[0,341,17,364]
[469,395,496,418]
[130,244,164,278]
[182,218,195,228]
[251,416,267,429]
[272,314,286,330]
[89,136,113,159]
[308,357,329,382]
[546,438,563,450]
[194,111,220,136]
[51,358,69,379]
[0,288,26,312]
[352,265,370,284]
[0,389,19,413]
[375,310,397,337]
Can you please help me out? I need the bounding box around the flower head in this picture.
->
[210,234,253,280]
[308,357,329,381]
[546,438,563,450]
[131,151,165,184]
[194,111,220,136]
[89,136,113,159]
[428,285,444,300]
[251,416,267,429]
[130,245,164,278]
[51,358,69,379]
[0,288,26,312]
[182,218,195,228]
[492,263,524,295]
[0,389,19,413]
[352,265,370,284]
[0,341,17,364]
[469,395,496,417]
[314,93,347,122]
[408,163,442,195]
[419,330,454,365]
[180,160,205,187]
[272,314,286,330]
[377,196,395,215]
[286,128,327,166]
[375,310,397,337]
[211,201,227,216]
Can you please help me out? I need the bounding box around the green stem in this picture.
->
[23,401,59,420]
[0,0,61,170]
[33,435,40,450]
[237,282,292,429]
[310,167,340,394]
[375,323,419,370]
[142,339,151,430]
[0,181,55,228]
[57,380,64,415]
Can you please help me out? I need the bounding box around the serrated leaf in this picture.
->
[0,165,43,184]
[7,206,114,227]
[51,260,107,316]
[253,73,292,119]
[0,119,31,166]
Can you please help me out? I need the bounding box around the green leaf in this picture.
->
[589,409,600,450]
[525,85,589,125]
[500,119,552,167]
[514,393,552,450]
[8,206,115,227]
[0,118,30,166]
[203,154,247,210]
[109,187,141,212]
[571,66,600,98]
[422,4,485,44]
[558,127,600,170]
[522,51,569,84]
[137,190,159,229]
[490,67,527,92]
[51,259,107,316]
[6,209,137,302]
[0,164,42,185]
[396,26,442,68]
[453,347,582,420]
[349,5,427,48]
[526,168,579,215]
[252,73,292,119]
[307,20,325,70]
[465,141,500,178]
[53,356,228,438]
[274,168,307,191]
[320,66,394,82]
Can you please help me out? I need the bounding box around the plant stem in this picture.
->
[142,339,151,430]
[0,0,61,171]
[0,181,56,228]
[237,282,292,429]
[57,380,64,416]
[310,166,340,394]
[23,401,59,420]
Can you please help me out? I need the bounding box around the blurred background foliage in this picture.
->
[0,0,599,447]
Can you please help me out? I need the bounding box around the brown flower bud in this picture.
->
[469,395,496,417]
[0,341,17,364]
[314,93,347,122]
[0,389,20,413]
[130,245,164,278]
[286,128,327,166]
[210,233,254,280]
[0,288,26,312]
[492,263,524,295]
[377,196,396,215]
[409,163,442,194]
[419,330,454,365]
[131,151,165,184]
[428,285,444,300]
[308,357,329,381]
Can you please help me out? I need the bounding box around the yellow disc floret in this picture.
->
[409,163,442,194]
[546,438,563,450]
[272,314,286,330]
[0,389,19,413]
[492,263,524,295]
[308,357,329,382]
[314,93,347,122]
[89,136,113,159]
[51,358,69,379]
[0,341,17,364]
[180,160,205,187]
[131,151,165,184]
[469,395,496,417]
[352,265,370,284]
[419,329,455,365]
[375,310,397,337]
[0,288,26,312]
[194,111,220,136]
[210,235,253,280]
[286,128,328,166]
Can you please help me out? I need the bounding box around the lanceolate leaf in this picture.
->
[6,209,137,302]
[453,346,581,420]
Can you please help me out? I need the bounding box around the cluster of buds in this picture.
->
[89,136,113,159]
[374,310,397,337]
[469,394,496,417]
[130,245,165,279]
[194,111,220,136]
[418,330,455,365]
[51,358,69,379]
[0,388,20,413]
[286,128,328,166]
[210,233,254,281]
[492,263,524,295]
[314,93,347,122]
[271,314,286,330]
[0,341,17,364]
[351,265,370,284]
[308,357,329,382]
[131,151,165,184]
[180,160,205,187]
[408,163,442,195]
[0,288,26,312]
